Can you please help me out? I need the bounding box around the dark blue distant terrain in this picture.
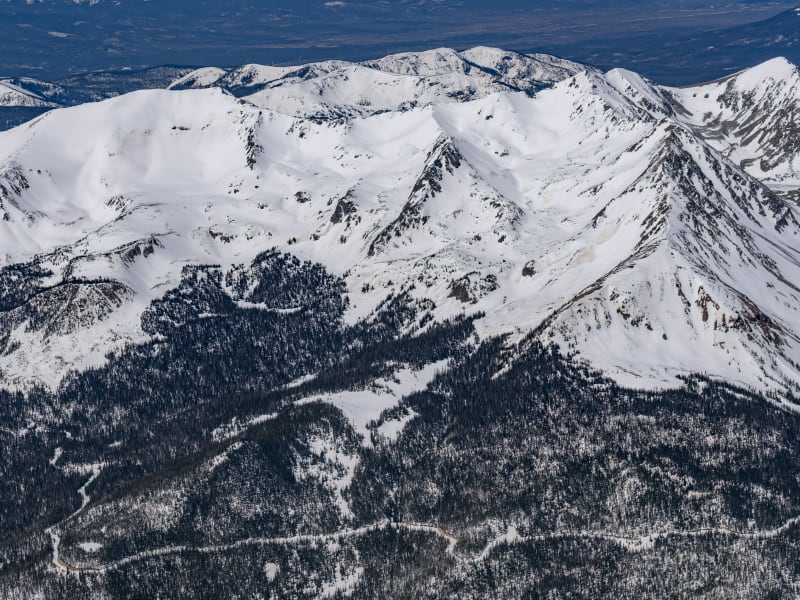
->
[0,0,796,81]
[569,4,800,83]
[1,0,800,130]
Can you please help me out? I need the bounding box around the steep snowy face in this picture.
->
[413,70,800,392]
[1,53,800,394]
[535,119,800,391]
[667,58,800,198]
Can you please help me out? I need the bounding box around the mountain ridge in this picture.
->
[1,49,800,396]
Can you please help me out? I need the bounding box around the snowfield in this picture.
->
[1,48,800,395]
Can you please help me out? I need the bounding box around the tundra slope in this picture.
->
[1,49,800,395]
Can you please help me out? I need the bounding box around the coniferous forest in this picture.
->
[1,250,800,598]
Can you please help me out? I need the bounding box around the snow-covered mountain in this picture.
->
[0,48,584,128]
[169,47,587,120]
[1,48,800,397]
[667,57,800,198]
[8,48,800,600]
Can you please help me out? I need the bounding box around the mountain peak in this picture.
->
[731,56,798,87]
[363,47,466,77]
[667,55,800,192]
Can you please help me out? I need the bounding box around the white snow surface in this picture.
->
[167,67,228,90]
[1,50,800,395]
[298,361,448,442]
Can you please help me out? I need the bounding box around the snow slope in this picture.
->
[1,50,800,395]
